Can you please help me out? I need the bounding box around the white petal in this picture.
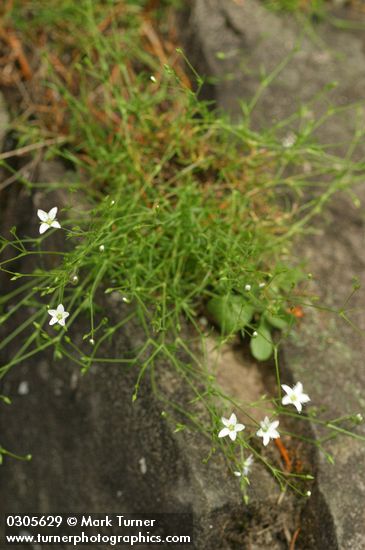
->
[51,221,61,229]
[49,316,58,325]
[256,428,264,438]
[263,433,270,446]
[281,384,293,395]
[235,423,245,432]
[234,471,241,477]
[39,223,49,234]
[218,427,230,438]
[63,311,70,319]
[300,393,310,403]
[58,318,66,326]
[246,455,254,466]
[48,310,57,316]
[294,402,303,413]
[37,209,48,221]
[294,382,303,394]
[221,417,230,427]
[57,304,65,313]
[270,420,279,430]
[228,430,237,441]
[270,429,280,439]
[262,416,270,425]
[282,395,292,406]
[48,207,58,220]
[229,413,237,425]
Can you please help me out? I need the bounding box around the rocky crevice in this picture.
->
[179,1,365,548]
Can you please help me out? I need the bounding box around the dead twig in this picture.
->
[289,527,301,550]
[274,438,292,472]
[0,137,68,161]
[0,27,32,80]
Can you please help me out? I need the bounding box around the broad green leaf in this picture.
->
[250,321,273,361]
[265,312,292,330]
[206,294,254,335]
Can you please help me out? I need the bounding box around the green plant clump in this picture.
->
[1,0,365,500]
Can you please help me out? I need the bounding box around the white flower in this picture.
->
[99,245,105,252]
[150,75,157,83]
[259,282,265,288]
[252,331,258,337]
[256,416,280,446]
[282,132,296,148]
[234,454,254,478]
[37,207,61,234]
[218,413,245,442]
[245,284,251,291]
[48,304,69,327]
[281,382,310,413]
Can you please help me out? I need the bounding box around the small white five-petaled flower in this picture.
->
[218,413,245,442]
[256,416,280,446]
[48,304,69,327]
[281,382,310,413]
[234,454,254,478]
[37,207,61,234]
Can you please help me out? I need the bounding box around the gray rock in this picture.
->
[282,190,365,550]
[181,1,365,547]
[181,0,365,145]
